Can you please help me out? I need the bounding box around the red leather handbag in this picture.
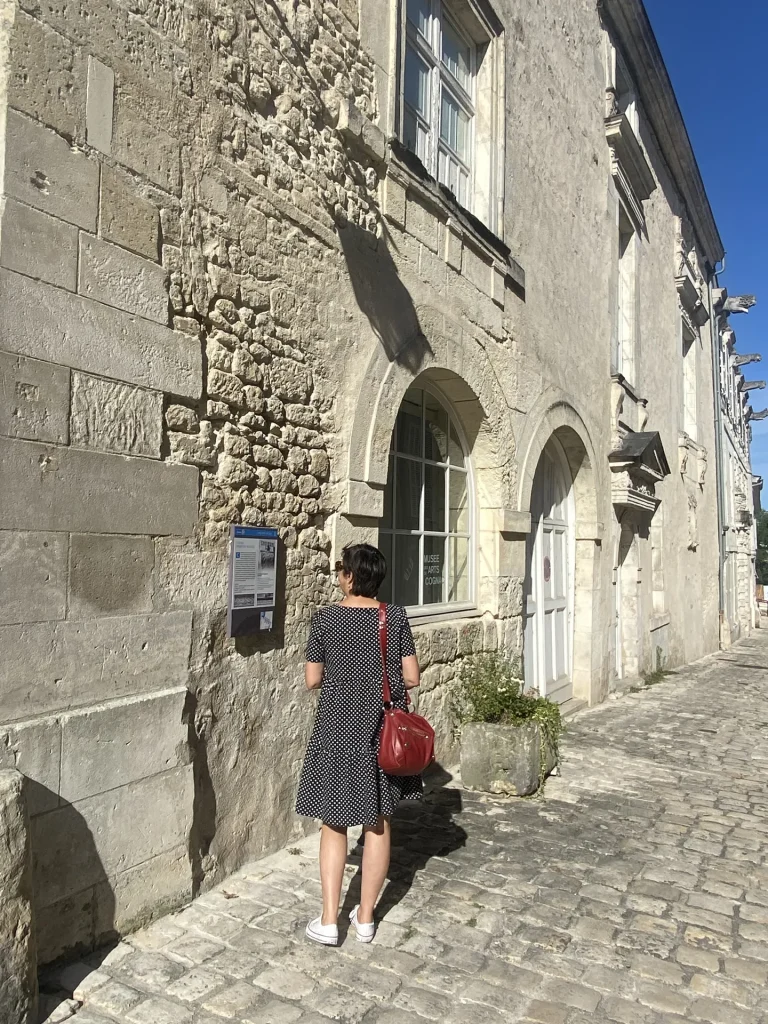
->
[376,604,435,777]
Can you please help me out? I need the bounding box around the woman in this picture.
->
[295,543,422,945]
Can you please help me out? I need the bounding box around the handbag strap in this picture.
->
[378,603,393,707]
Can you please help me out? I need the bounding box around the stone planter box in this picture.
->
[460,721,558,796]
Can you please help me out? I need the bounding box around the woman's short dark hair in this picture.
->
[341,544,387,598]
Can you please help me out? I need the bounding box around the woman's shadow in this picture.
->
[339,765,467,934]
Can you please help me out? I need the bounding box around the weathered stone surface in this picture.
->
[68,534,154,618]
[59,688,190,803]
[32,764,193,907]
[0,530,68,627]
[0,437,198,535]
[0,197,78,291]
[86,55,114,154]
[0,717,61,815]
[113,109,180,192]
[70,372,163,458]
[78,234,168,324]
[460,720,556,796]
[0,770,37,1024]
[4,110,98,229]
[0,351,70,445]
[0,611,193,721]
[99,166,160,261]
[0,269,201,398]
[9,10,85,139]
[109,845,192,936]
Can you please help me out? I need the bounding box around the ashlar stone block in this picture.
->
[32,764,193,908]
[9,10,85,139]
[59,687,190,803]
[0,350,70,444]
[78,234,169,324]
[0,717,61,815]
[0,530,68,625]
[70,372,163,458]
[0,269,201,399]
[86,56,114,154]
[68,533,154,618]
[113,108,180,193]
[0,436,198,536]
[0,197,78,291]
[0,610,193,721]
[0,770,38,1024]
[5,109,99,230]
[100,166,160,261]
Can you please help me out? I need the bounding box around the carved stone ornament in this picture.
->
[687,493,698,550]
[638,399,649,432]
[696,447,708,488]
[609,431,671,517]
[610,377,625,450]
[678,439,689,477]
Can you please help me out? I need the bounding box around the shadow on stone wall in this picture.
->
[25,779,115,968]
[185,687,217,899]
[338,764,466,937]
[339,221,433,374]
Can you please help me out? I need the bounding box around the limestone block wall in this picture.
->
[0,1,201,963]
[0,770,37,1024]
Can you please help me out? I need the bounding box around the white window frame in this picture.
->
[402,0,477,210]
[378,382,476,620]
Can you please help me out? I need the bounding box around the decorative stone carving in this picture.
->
[687,493,698,550]
[605,112,656,229]
[679,439,689,477]
[696,447,708,488]
[610,376,625,450]
[674,218,709,328]
[638,399,649,432]
[609,431,670,516]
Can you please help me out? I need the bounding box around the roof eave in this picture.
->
[599,0,725,271]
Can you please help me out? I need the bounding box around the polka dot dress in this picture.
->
[296,604,424,828]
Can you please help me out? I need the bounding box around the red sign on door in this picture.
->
[543,556,551,583]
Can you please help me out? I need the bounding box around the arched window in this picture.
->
[378,386,472,610]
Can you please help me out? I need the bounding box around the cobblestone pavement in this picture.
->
[42,634,768,1024]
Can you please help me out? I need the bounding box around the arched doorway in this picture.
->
[524,438,575,702]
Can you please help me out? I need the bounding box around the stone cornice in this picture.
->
[599,0,725,270]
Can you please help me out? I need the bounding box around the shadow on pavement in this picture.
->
[339,765,467,936]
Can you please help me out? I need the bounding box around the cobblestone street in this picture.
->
[43,634,768,1024]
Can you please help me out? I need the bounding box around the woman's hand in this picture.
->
[402,654,420,690]
[305,662,324,690]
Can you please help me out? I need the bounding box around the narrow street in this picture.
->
[44,634,768,1024]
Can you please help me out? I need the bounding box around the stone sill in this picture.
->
[649,612,671,631]
[408,604,478,628]
[384,139,526,300]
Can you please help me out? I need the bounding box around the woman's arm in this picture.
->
[402,654,420,690]
[305,662,324,690]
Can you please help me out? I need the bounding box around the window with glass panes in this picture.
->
[402,0,475,210]
[378,387,472,609]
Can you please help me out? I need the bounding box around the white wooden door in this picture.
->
[524,442,574,703]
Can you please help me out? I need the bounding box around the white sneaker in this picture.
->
[349,905,375,943]
[305,917,339,945]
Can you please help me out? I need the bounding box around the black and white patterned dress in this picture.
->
[295,603,424,828]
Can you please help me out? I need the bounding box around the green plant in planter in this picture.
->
[451,652,564,792]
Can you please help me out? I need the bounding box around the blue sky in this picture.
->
[644,0,768,483]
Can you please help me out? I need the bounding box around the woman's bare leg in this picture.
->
[320,823,348,925]
[358,816,390,924]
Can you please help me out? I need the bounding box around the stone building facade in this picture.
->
[0,0,737,965]
[712,289,760,643]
